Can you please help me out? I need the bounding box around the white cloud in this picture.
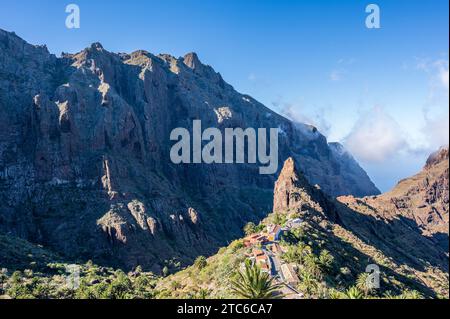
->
[276,100,331,137]
[422,113,449,150]
[439,66,449,89]
[417,58,449,149]
[329,69,343,82]
[416,58,449,92]
[343,107,409,163]
[329,68,347,82]
[248,73,257,81]
[329,58,354,82]
[279,103,310,124]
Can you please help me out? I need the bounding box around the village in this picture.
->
[243,218,304,299]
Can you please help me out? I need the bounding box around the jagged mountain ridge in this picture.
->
[339,146,449,251]
[277,155,448,272]
[0,29,379,271]
[158,153,448,298]
[276,153,449,296]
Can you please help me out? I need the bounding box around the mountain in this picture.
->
[157,153,448,298]
[339,146,449,251]
[0,29,379,271]
[274,154,448,296]
[1,151,446,299]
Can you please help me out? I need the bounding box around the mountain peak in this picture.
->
[0,29,381,272]
[0,28,18,41]
[183,52,201,69]
[90,42,104,51]
[273,157,318,214]
[425,146,449,169]
[279,157,296,177]
[0,28,50,55]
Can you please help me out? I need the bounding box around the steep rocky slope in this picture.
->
[0,29,379,271]
[276,156,448,296]
[158,156,448,298]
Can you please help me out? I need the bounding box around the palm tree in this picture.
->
[344,286,365,299]
[382,289,423,299]
[356,272,373,296]
[230,260,281,299]
[399,290,424,299]
[318,250,334,271]
[298,271,318,297]
[243,222,257,236]
[303,254,323,279]
[197,288,211,299]
[282,246,301,263]
[194,256,208,270]
[382,290,397,299]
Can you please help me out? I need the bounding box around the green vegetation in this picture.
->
[155,239,247,299]
[271,213,287,227]
[243,222,257,236]
[383,289,424,299]
[356,272,375,296]
[162,266,170,278]
[194,256,208,270]
[243,222,265,236]
[344,286,365,299]
[230,260,281,299]
[0,212,445,300]
[1,263,158,299]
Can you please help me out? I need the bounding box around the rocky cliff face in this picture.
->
[273,157,339,223]
[273,156,448,296]
[0,29,379,271]
[159,155,448,298]
[339,146,449,251]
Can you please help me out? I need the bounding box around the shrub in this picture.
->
[318,250,334,271]
[243,222,257,236]
[194,256,208,270]
[344,286,364,299]
[162,266,170,277]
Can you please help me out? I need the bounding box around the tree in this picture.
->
[243,222,257,236]
[399,290,424,299]
[318,250,334,271]
[382,290,423,299]
[230,260,281,299]
[382,291,397,299]
[303,254,322,279]
[196,288,211,299]
[328,288,345,299]
[298,271,318,297]
[272,213,286,226]
[162,266,170,277]
[282,246,298,263]
[356,272,374,296]
[284,228,303,244]
[194,256,208,270]
[107,271,133,299]
[344,286,365,299]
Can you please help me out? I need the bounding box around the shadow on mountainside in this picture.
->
[304,208,439,297]
[333,200,449,274]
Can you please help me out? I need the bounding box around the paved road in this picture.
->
[255,222,304,298]
[264,247,302,298]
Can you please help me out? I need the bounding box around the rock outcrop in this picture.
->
[273,156,449,297]
[0,29,379,270]
[273,157,338,223]
[339,146,449,250]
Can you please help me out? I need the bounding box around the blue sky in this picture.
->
[1,0,448,191]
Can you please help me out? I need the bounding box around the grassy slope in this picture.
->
[157,212,449,299]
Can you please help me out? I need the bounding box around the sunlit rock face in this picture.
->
[0,29,379,270]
